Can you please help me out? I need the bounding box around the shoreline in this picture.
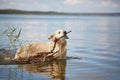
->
[0,9,120,16]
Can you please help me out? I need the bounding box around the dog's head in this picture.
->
[48,29,69,41]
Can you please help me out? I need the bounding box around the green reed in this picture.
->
[0,26,22,50]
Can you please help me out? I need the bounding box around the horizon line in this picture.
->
[0,9,120,16]
[0,9,120,14]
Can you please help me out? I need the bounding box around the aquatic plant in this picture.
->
[0,26,22,50]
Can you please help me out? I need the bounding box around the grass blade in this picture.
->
[0,30,8,36]
[17,28,21,38]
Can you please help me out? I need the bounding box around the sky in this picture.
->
[0,0,120,13]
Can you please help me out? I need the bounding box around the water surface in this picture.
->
[0,14,120,80]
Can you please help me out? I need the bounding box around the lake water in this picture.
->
[0,14,120,80]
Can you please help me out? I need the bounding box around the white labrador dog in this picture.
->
[14,29,69,60]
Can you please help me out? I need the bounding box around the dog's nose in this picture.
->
[64,31,69,39]
[64,31,67,34]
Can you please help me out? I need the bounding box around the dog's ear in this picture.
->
[48,33,55,40]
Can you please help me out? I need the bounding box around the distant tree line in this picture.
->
[0,9,120,16]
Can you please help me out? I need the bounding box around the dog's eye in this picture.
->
[58,32,61,34]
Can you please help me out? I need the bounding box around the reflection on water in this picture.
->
[18,60,66,80]
[0,60,66,80]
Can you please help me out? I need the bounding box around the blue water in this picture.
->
[0,14,120,80]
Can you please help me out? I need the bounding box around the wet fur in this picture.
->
[14,29,67,60]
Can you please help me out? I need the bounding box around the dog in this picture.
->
[14,29,69,60]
